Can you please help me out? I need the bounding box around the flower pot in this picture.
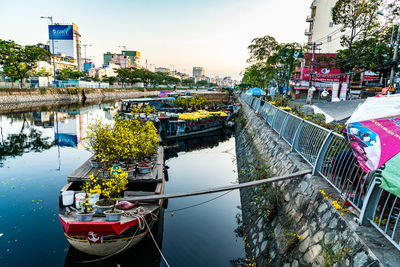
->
[137,166,152,174]
[104,210,124,221]
[89,159,102,168]
[94,200,115,215]
[76,211,95,222]
[121,167,136,177]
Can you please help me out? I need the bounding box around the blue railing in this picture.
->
[240,92,400,251]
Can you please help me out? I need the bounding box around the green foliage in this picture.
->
[34,67,51,77]
[56,68,85,80]
[0,39,50,82]
[242,35,303,88]
[322,242,351,267]
[102,75,118,85]
[115,67,180,86]
[333,0,382,71]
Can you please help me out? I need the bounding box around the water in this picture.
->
[0,102,245,266]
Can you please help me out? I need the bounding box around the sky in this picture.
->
[0,0,310,80]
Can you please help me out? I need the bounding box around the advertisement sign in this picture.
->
[301,68,347,83]
[362,71,380,82]
[49,25,73,40]
[340,83,348,100]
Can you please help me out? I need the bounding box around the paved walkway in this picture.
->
[292,99,366,123]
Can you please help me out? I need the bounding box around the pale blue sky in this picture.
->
[0,0,310,79]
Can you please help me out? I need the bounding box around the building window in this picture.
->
[329,22,333,28]
[327,36,332,42]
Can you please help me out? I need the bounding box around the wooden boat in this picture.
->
[58,147,165,256]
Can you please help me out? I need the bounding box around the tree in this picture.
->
[102,75,117,85]
[333,0,382,72]
[0,39,50,84]
[56,68,84,80]
[242,38,303,89]
[247,36,279,64]
[182,78,194,87]
[34,67,51,77]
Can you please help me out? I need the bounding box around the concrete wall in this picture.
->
[235,100,398,266]
[0,90,160,114]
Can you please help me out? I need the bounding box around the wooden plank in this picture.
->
[60,182,73,192]
[155,183,162,194]
[120,169,312,202]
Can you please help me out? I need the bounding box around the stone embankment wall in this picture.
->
[235,101,393,266]
[0,89,159,113]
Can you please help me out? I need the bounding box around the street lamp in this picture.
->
[82,44,92,79]
[40,16,56,87]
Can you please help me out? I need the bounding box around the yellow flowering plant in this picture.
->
[99,166,129,211]
[80,173,102,214]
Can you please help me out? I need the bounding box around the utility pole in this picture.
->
[308,42,322,89]
[41,16,56,87]
[389,24,400,86]
[82,44,92,80]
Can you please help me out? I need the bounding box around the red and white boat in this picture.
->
[58,147,165,256]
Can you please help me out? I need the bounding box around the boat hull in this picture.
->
[65,229,149,256]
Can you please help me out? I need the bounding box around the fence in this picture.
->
[240,92,400,251]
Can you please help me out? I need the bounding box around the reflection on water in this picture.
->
[164,130,233,160]
[0,101,244,266]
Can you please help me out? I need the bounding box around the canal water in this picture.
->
[0,101,245,266]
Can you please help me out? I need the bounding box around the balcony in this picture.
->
[306,15,314,22]
[304,29,312,36]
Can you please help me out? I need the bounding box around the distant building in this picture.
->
[155,67,170,74]
[103,51,140,68]
[193,67,205,78]
[305,0,344,53]
[121,50,141,68]
[36,43,50,52]
[48,23,82,70]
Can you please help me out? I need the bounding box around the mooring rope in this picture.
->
[144,217,170,267]
[167,190,234,215]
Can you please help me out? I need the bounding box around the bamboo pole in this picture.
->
[119,169,312,202]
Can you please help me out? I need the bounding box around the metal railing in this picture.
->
[239,92,399,251]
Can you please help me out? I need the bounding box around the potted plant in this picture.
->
[113,116,139,177]
[136,121,159,174]
[84,120,115,168]
[101,166,129,221]
[77,174,102,221]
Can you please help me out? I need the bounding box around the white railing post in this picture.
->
[291,119,305,152]
[279,113,290,138]
[312,131,333,175]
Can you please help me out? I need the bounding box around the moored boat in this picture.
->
[58,147,165,256]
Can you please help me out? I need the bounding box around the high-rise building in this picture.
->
[305,0,344,53]
[48,23,82,70]
[121,50,141,68]
[193,67,205,78]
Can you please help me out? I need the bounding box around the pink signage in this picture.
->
[301,68,347,83]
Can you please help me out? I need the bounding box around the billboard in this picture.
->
[49,25,73,40]
[300,67,347,83]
